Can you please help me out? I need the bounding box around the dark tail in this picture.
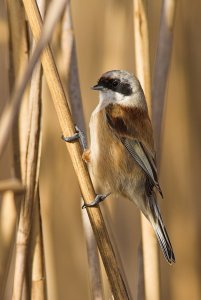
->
[154,216,175,264]
[147,195,175,264]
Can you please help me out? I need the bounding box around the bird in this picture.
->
[82,69,175,264]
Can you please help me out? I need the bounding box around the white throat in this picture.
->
[92,89,146,116]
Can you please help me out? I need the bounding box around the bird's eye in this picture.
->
[112,80,119,87]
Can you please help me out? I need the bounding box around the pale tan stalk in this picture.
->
[14,0,130,298]
[12,7,44,297]
[12,56,43,300]
[0,192,17,300]
[0,179,24,193]
[1,1,29,298]
[152,0,177,152]
[133,1,160,300]
[82,209,104,300]
[2,2,68,297]
[60,2,73,82]
[61,3,85,132]
[133,0,151,112]
[30,191,46,300]
[136,242,144,300]
[29,2,46,299]
[61,4,104,299]
[6,0,30,182]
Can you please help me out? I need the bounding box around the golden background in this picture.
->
[0,0,201,299]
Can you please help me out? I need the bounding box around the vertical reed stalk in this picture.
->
[12,63,42,300]
[6,0,30,182]
[61,4,104,299]
[0,192,17,299]
[6,0,30,298]
[0,1,17,298]
[28,1,47,298]
[136,242,144,300]
[152,0,177,152]
[133,1,160,300]
[12,12,44,299]
[30,191,46,300]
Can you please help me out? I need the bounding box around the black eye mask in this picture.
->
[98,77,132,96]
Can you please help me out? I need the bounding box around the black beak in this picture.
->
[91,84,104,91]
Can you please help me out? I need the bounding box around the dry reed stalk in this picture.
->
[6,0,30,182]
[61,3,85,133]
[0,192,17,300]
[30,191,46,300]
[136,242,144,300]
[60,3,73,82]
[12,31,46,298]
[61,4,104,299]
[0,0,68,158]
[152,0,177,152]
[0,179,25,193]
[1,2,68,297]
[100,204,133,299]
[29,1,47,298]
[2,1,29,298]
[133,0,151,112]
[133,1,160,300]
[12,53,43,300]
[12,2,45,294]
[19,0,131,298]
[82,209,104,300]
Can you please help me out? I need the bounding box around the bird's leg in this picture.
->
[62,125,87,150]
[63,126,109,209]
[82,192,111,209]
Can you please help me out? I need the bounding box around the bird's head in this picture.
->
[92,70,147,110]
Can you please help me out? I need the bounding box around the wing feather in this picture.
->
[121,138,163,197]
[105,108,163,197]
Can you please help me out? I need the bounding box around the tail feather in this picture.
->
[147,195,175,264]
[154,218,175,264]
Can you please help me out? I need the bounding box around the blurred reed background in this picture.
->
[0,0,201,299]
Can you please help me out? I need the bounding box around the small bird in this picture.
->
[83,70,175,264]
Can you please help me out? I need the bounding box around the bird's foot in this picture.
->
[82,192,111,209]
[62,125,87,150]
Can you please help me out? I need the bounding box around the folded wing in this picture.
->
[106,108,163,197]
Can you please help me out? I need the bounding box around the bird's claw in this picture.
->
[62,132,80,143]
[62,125,87,150]
[82,192,111,209]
